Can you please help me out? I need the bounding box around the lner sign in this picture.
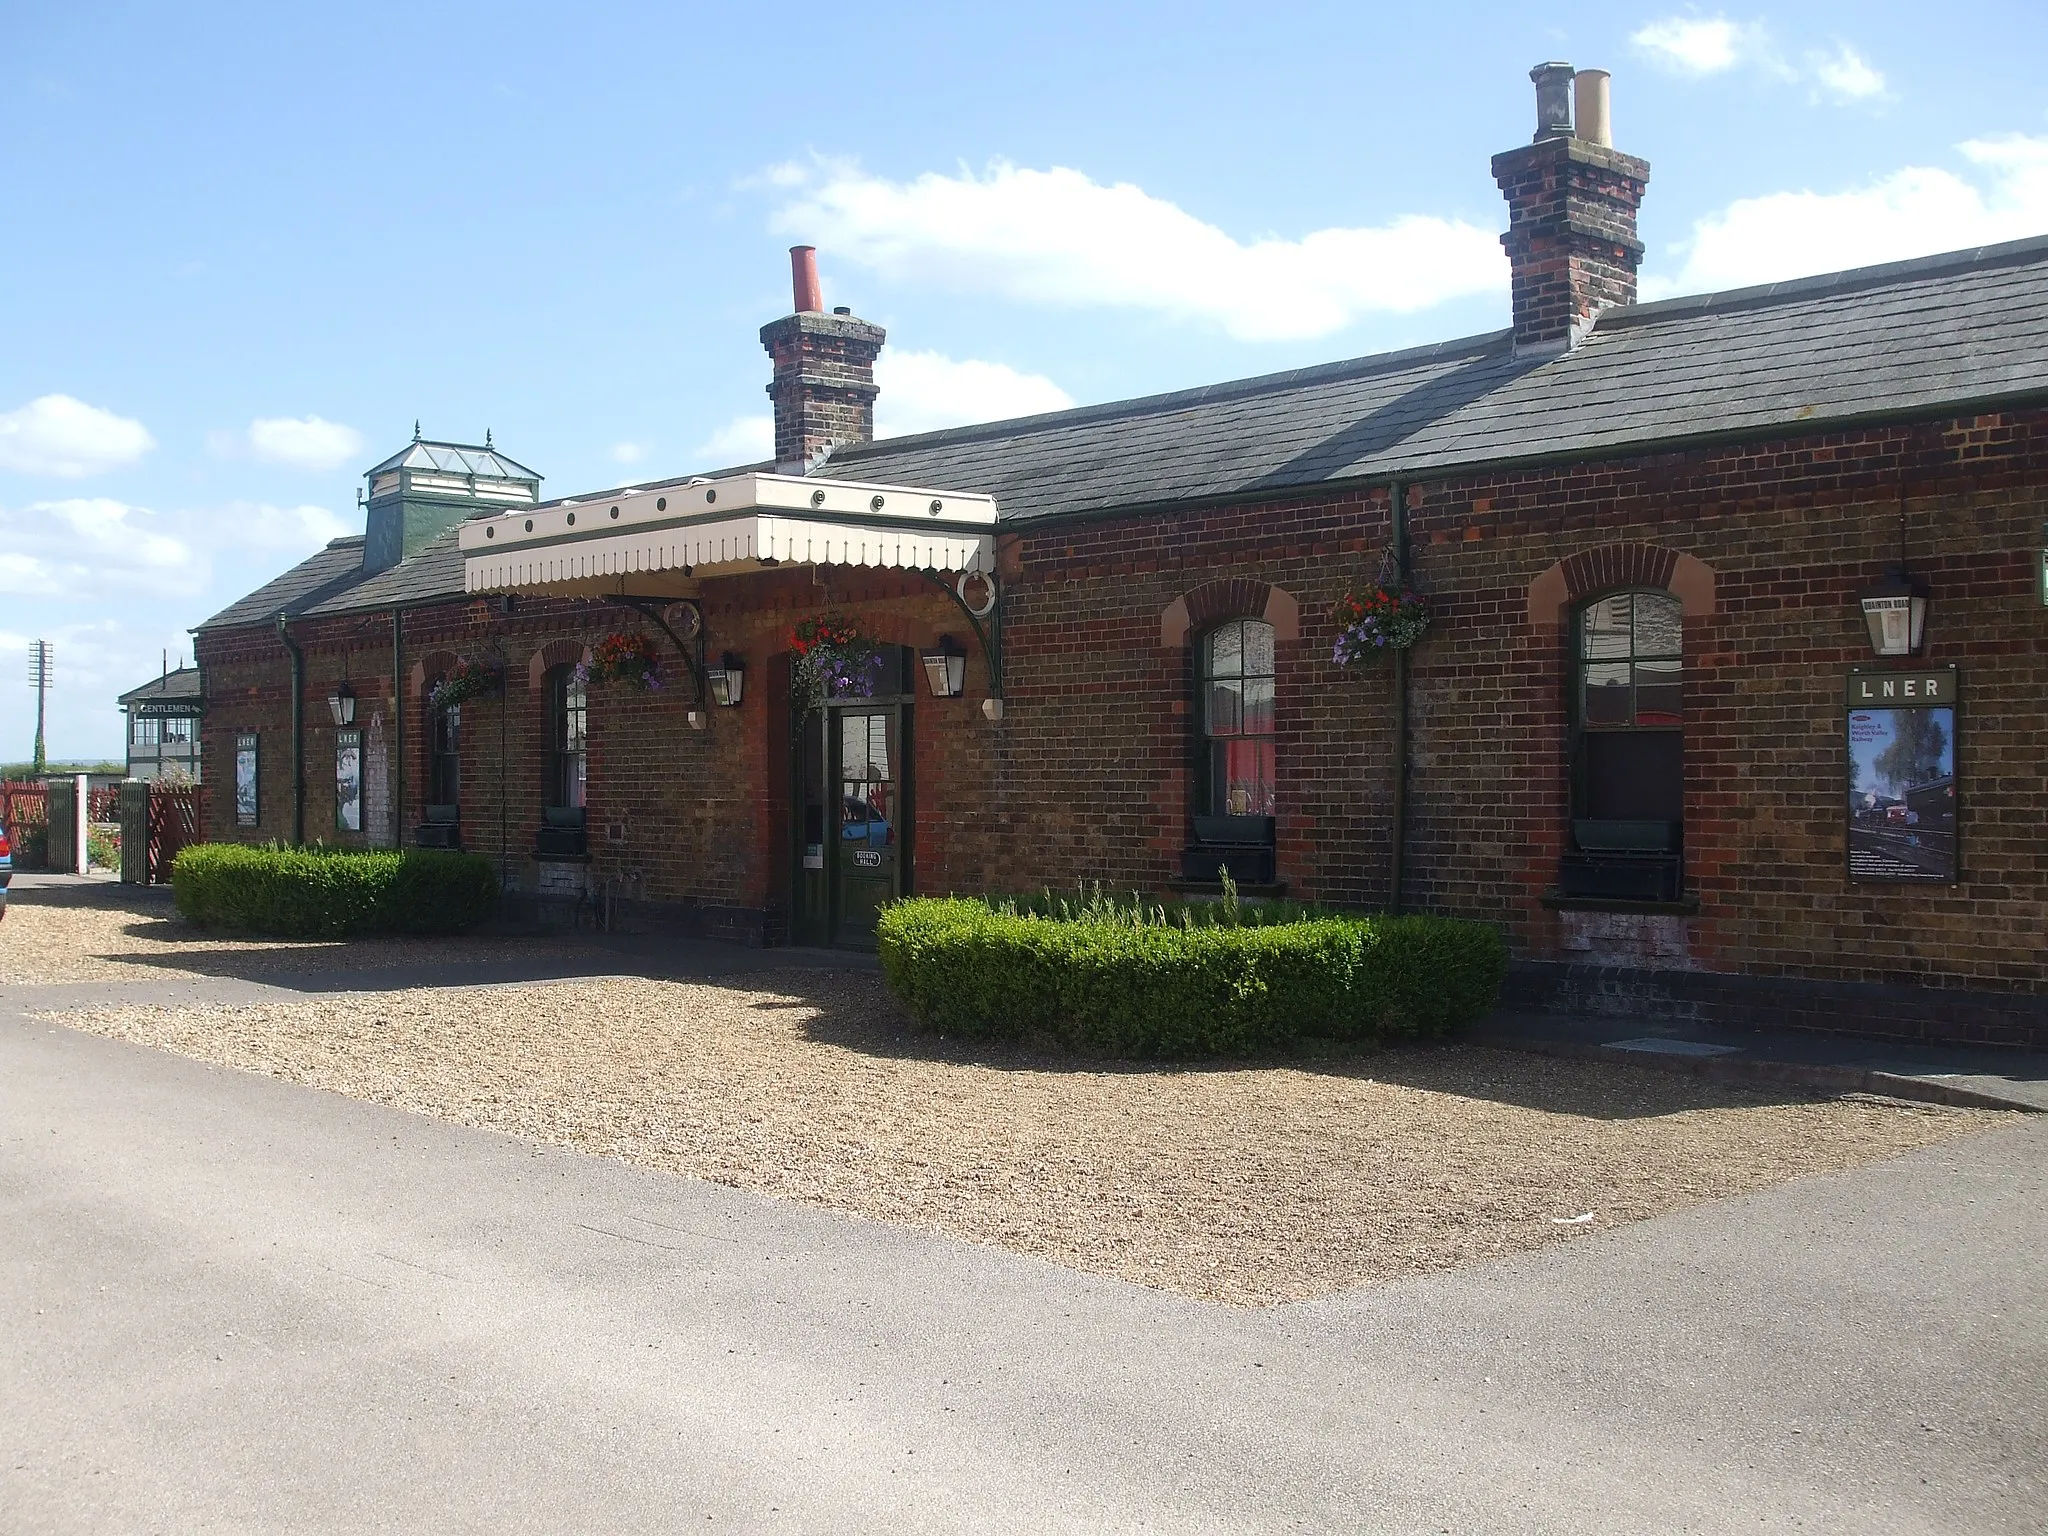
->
[1846,669,1956,705]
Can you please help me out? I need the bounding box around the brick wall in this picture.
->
[197,573,995,942]
[195,403,2048,1038]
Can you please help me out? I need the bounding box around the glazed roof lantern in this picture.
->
[361,429,543,574]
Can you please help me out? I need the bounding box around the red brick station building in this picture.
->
[197,66,2048,1047]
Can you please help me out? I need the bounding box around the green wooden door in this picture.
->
[830,704,907,947]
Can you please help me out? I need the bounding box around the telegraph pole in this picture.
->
[27,640,51,775]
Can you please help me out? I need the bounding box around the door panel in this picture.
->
[830,706,903,946]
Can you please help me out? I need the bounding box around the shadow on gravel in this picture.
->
[772,983,1823,1122]
[10,882,1827,1120]
[2,880,878,995]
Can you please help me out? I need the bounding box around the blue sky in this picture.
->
[5,1,2046,757]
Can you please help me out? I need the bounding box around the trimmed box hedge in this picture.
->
[876,895,1507,1058]
[171,843,498,938]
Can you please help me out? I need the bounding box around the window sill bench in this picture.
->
[1541,889,1700,916]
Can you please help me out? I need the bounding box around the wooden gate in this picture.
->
[149,784,206,884]
[118,782,207,884]
[0,781,48,869]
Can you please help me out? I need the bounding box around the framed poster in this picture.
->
[235,733,260,827]
[335,728,362,833]
[1846,668,1957,884]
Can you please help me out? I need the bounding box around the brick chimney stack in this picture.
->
[759,246,886,472]
[1491,63,1650,353]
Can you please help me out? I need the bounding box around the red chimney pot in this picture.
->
[789,246,823,313]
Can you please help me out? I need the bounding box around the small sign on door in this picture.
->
[853,848,883,869]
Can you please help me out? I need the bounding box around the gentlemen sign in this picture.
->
[1845,666,1958,885]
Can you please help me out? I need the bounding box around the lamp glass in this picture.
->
[704,663,745,708]
[920,645,967,698]
[1861,595,1913,657]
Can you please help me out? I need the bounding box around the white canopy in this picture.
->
[459,472,997,596]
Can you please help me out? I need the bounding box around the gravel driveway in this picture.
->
[0,878,602,983]
[47,966,2001,1306]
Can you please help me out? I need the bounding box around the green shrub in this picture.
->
[171,843,498,938]
[876,896,1506,1058]
[86,824,120,871]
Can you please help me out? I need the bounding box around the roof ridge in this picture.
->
[1605,231,2048,331]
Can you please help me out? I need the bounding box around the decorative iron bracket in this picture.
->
[915,568,1003,697]
[605,594,707,703]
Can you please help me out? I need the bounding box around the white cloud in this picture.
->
[610,441,647,464]
[769,159,1503,342]
[874,352,1073,438]
[1,619,186,754]
[1630,15,1765,75]
[1807,43,1888,104]
[0,498,201,598]
[223,500,354,552]
[1632,16,1889,101]
[237,415,366,472]
[692,415,773,465]
[1647,133,2048,296]
[0,395,155,477]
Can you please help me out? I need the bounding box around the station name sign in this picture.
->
[1845,670,1952,706]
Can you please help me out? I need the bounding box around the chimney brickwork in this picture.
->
[1492,65,1649,352]
[758,248,885,470]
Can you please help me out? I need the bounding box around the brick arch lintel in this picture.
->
[527,638,594,692]
[406,650,464,703]
[1160,577,1301,649]
[1525,544,1715,633]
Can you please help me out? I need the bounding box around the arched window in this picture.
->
[544,664,586,812]
[427,701,460,809]
[1563,589,1684,898]
[1201,618,1276,819]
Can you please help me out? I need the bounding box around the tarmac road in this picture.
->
[3,1005,2043,1534]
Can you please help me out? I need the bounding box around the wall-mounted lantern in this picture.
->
[707,653,745,707]
[920,635,967,698]
[327,682,357,726]
[1859,566,1929,657]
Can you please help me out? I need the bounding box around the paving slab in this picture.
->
[3,1000,2043,1534]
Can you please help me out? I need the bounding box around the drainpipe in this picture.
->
[390,608,405,848]
[1388,479,1409,915]
[276,615,306,845]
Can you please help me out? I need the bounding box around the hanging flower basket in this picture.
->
[575,632,663,691]
[426,658,503,711]
[790,613,882,715]
[1331,582,1430,667]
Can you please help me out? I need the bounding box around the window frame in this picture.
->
[543,663,587,815]
[1568,587,1685,829]
[1195,617,1277,828]
[427,698,461,810]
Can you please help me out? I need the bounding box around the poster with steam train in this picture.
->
[1846,668,1958,884]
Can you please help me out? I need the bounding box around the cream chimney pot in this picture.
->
[1574,69,1613,148]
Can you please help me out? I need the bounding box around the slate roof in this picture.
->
[117,667,203,706]
[196,536,370,630]
[823,234,2048,522]
[203,234,2048,630]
